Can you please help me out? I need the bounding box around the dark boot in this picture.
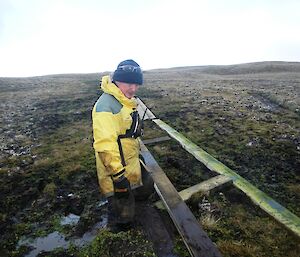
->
[107,196,118,231]
[114,189,135,224]
[107,192,135,231]
[134,166,155,201]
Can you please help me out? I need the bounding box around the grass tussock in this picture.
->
[1,63,300,256]
[193,192,300,257]
[218,240,260,257]
[199,213,220,230]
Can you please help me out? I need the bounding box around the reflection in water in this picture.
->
[60,213,80,226]
[18,215,108,257]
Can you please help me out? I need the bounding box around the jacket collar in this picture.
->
[101,75,137,108]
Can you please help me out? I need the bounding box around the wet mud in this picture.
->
[1,62,300,256]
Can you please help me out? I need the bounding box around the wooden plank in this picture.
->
[155,175,232,209]
[136,97,156,120]
[152,118,300,237]
[180,175,232,201]
[140,141,223,257]
[135,202,177,257]
[143,136,171,145]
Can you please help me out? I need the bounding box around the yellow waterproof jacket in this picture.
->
[92,75,142,197]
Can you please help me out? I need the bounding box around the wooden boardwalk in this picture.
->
[140,140,222,257]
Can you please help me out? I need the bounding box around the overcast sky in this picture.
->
[0,0,299,77]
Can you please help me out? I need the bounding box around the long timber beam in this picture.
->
[137,98,300,237]
[140,140,222,257]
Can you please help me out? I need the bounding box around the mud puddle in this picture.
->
[18,213,108,257]
[60,213,81,226]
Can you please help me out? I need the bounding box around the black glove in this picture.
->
[113,176,131,199]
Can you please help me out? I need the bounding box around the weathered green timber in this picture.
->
[136,97,156,120]
[155,175,233,209]
[153,118,300,237]
[143,136,171,145]
[179,175,232,201]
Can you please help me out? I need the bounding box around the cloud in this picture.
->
[1,0,300,76]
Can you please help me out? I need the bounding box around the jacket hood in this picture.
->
[101,75,137,108]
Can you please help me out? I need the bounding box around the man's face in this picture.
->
[116,81,139,99]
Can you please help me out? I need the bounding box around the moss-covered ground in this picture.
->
[1,62,300,256]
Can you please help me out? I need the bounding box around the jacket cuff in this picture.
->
[111,169,125,181]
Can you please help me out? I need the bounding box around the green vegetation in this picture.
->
[30,229,156,257]
[1,62,300,256]
[79,229,155,257]
[189,189,300,257]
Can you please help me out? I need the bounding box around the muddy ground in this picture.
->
[0,61,300,256]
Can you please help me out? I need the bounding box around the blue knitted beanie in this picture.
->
[112,59,143,85]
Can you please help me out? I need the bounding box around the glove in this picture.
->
[113,176,131,199]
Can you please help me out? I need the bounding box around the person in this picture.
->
[92,59,154,230]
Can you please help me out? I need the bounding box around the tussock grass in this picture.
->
[199,213,220,230]
[30,122,97,191]
[218,240,260,257]
[198,193,300,257]
[1,62,300,256]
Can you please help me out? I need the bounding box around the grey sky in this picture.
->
[0,0,299,77]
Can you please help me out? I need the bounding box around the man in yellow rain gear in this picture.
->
[92,59,154,229]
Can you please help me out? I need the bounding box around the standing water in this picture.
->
[18,211,108,257]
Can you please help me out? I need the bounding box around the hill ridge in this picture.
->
[1,61,300,79]
[147,61,300,75]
